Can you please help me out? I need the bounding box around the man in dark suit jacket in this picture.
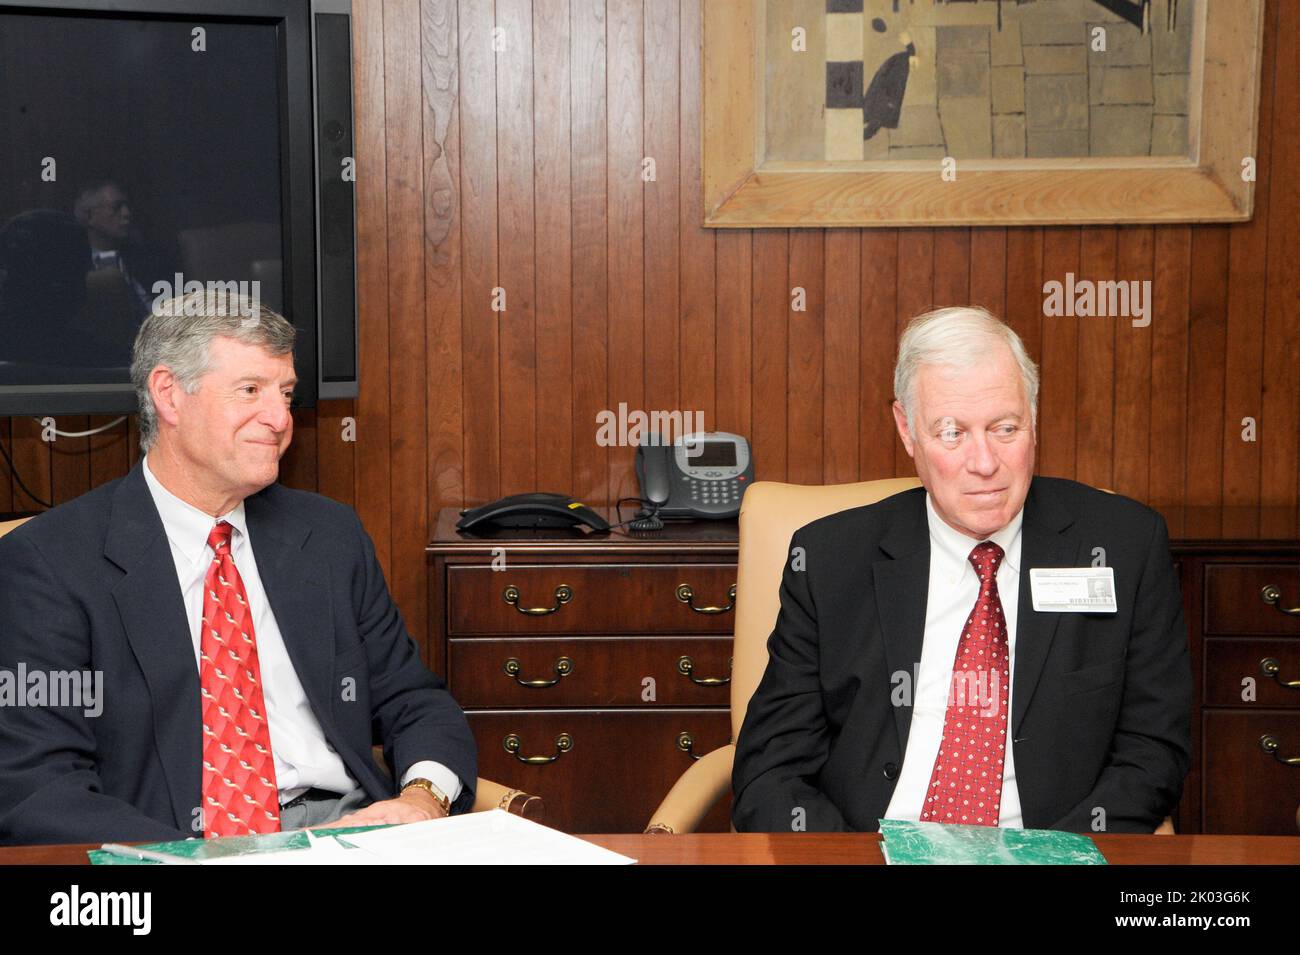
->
[0,289,475,845]
[733,306,1191,834]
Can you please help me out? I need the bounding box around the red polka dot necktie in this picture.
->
[199,520,281,838]
[919,541,1010,826]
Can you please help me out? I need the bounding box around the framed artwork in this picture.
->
[702,0,1264,227]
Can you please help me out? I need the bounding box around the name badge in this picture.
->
[1030,567,1117,613]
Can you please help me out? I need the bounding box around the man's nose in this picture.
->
[964,432,999,476]
[260,393,292,432]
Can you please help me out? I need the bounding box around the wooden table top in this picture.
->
[2,832,1298,865]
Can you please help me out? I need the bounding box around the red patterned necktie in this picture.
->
[200,520,280,838]
[919,541,1010,826]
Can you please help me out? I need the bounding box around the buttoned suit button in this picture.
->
[883,763,898,780]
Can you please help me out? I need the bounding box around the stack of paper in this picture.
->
[878,819,1108,865]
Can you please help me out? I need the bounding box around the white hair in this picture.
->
[893,305,1039,434]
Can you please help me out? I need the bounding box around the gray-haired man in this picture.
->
[0,291,476,844]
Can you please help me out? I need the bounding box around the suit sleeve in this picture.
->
[1049,511,1192,833]
[0,531,190,845]
[350,511,478,814]
[732,529,850,832]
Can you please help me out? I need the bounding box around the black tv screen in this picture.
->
[0,0,332,414]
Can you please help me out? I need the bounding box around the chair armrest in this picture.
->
[644,744,735,834]
[474,777,544,821]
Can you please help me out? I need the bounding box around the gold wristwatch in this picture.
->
[401,777,451,815]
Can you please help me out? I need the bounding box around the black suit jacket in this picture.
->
[0,459,476,845]
[732,477,1191,833]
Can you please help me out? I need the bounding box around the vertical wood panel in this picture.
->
[895,231,933,476]
[787,231,824,485]
[496,0,538,498]
[823,230,860,484]
[931,228,970,308]
[1149,226,1191,506]
[533,0,574,496]
[424,0,464,512]
[50,415,89,506]
[1075,228,1117,491]
[1111,227,1154,501]
[606,0,645,505]
[970,228,1007,319]
[385,0,429,645]
[458,0,501,506]
[570,0,609,505]
[279,409,317,492]
[352,0,391,567]
[860,231,898,480]
[1261,0,1300,512]
[1185,227,1230,508]
[1038,228,1080,479]
[643,0,681,442]
[678,0,716,432]
[750,230,789,482]
[714,231,752,442]
[0,420,12,511]
[1004,227,1043,474]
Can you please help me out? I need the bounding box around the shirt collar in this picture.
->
[925,492,1023,584]
[142,453,248,567]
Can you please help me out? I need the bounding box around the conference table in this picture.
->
[1,832,1298,864]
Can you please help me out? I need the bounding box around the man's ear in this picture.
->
[892,400,916,458]
[149,366,182,430]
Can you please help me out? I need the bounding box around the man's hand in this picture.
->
[313,787,449,829]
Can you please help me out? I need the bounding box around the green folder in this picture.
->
[89,825,391,864]
[878,819,1108,865]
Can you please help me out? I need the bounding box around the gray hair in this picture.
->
[893,305,1039,434]
[130,288,296,453]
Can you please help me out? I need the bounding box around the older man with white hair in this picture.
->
[733,306,1191,833]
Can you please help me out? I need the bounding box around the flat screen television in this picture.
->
[0,0,357,416]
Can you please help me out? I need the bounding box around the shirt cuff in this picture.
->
[400,761,464,805]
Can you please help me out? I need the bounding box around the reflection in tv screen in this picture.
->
[0,10,284,386]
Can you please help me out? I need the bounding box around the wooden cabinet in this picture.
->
[430,505,1300,834]
[429,511,739,833]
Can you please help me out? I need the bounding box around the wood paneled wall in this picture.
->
[3,0,1297,650]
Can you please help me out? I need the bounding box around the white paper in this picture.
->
[339,809,637,865]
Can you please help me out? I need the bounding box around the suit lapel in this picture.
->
[242,489,339,740]
[1012,478,1084,737]
[872,491,930,756]
[106,460,201,831]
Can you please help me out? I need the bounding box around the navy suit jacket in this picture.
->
[0,459,476,845]
[732,477,1192,834]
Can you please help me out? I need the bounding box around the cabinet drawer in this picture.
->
[1202,710,1300,835]
[446,564,738,636]
[1204,564,1300,635]
[468,709,733,833]
[450,637,733,707]
[1204,639,1300,707]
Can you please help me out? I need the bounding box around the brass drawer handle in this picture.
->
[677,655,732,686]
[504,732,573,764]
[503,656,574,688]
[676,583,737,615]
[1259,735,1300,766]
[676,731,702,761]
[503,584,572,616]
[1261,658,1300,690]
[1261,585,1300,616]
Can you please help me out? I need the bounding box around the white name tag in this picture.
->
[1030,567,1118,613]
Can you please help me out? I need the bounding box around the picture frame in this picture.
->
[702,0,1264,227]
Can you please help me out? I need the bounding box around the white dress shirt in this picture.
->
[142,454,462,807]
[883,493,1024,827]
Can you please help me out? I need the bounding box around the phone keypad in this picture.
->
[686,477,741,511]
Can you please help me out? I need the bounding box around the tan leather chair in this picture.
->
[1,516,540,819]
[645,478,1176,836]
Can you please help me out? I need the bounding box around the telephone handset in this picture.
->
[634,431,753,526]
